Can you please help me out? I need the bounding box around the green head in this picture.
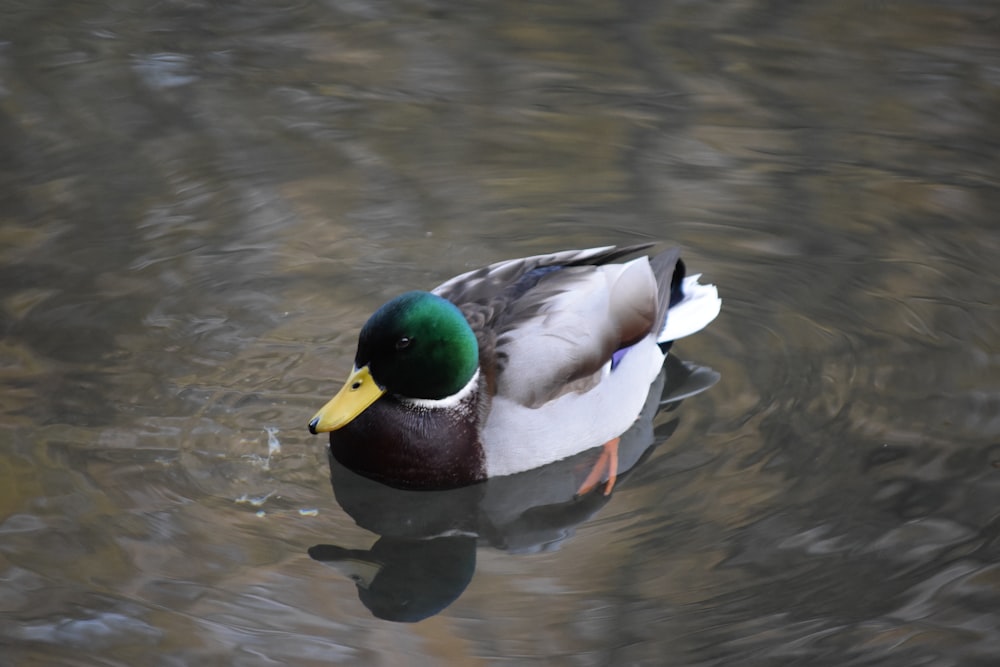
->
[356,291,479,400]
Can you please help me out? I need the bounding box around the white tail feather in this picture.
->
[658,274,721,343]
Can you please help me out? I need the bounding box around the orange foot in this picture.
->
[576,437,620,497]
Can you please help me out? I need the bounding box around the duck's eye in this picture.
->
[395,336,412,350]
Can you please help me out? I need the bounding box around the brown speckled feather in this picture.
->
[432,244,672,409]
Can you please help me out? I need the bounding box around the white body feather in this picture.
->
[482,334,666,477]
[482,269,720,478]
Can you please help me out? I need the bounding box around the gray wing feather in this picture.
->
[432,245,666,408]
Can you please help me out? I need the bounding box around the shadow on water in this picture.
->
[309,355,718,622]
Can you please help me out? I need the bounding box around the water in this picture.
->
[1,1,998,664]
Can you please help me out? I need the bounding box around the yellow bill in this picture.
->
[308,365,385,433]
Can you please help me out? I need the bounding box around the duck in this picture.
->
[308,244,720,491]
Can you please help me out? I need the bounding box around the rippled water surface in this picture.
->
[2,1,998,665]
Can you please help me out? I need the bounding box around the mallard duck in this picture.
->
[308,244,720,490]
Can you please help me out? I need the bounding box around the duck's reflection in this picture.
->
[309,355,718,622]
[309,537,477,623]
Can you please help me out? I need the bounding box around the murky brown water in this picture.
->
[2,1,998,665]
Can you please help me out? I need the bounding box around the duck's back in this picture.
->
[433,244,681,409]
